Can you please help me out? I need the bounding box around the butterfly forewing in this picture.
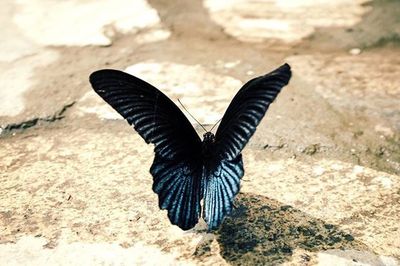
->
[90,70,202,159]
[215,63,292,160]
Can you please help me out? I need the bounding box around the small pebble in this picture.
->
[349,48,361,55]
[224,60,240,69]
[246,70,255,76]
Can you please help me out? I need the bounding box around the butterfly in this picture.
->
[89,63,291,230]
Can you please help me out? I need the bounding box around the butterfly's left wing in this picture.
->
[90,69,202,159]
[203,64,292,229]
[90,70,203,230]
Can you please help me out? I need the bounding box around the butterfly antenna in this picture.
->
[177,99,207,133]
[209,117,222,132]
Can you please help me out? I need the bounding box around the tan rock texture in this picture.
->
[1,0,399,265]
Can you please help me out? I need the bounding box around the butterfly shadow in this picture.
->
[194,192,371,265]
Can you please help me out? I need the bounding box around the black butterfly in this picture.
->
[89,63,291,230]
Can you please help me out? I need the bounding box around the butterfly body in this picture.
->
[89,63,291,230]
[202,132,216,159]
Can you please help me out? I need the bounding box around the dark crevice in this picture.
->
[1,101,75,135]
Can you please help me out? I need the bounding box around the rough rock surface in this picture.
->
[1,0,399,265]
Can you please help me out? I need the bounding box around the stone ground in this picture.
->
[0,0,399,265]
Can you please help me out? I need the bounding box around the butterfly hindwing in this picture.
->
[203,155,244,229]
[150,155,202,230]
[215,63,292,160]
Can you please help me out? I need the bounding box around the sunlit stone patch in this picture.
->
[0,236,188,265]
[286,54,400,133]
[204,0,370,42]
[13,0,166,46]
[0,50,59,117]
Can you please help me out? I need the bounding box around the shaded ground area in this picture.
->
[218,193,367,265]
[1,0,399,265]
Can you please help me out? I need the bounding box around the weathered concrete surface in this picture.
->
[204,0,371,43]
[13,0,165,46]
[1,0,400,265]
[0,0,169,121]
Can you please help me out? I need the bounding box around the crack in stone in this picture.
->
[0,102,75,135]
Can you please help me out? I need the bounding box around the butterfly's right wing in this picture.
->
[90,70,203,230]
[202,64,291,229]
[215,63,291,160]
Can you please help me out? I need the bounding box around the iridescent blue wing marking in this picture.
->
[90,70,202,230]
[203,155,243,230]
[150,156,202,230]
[203,64,292,229]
